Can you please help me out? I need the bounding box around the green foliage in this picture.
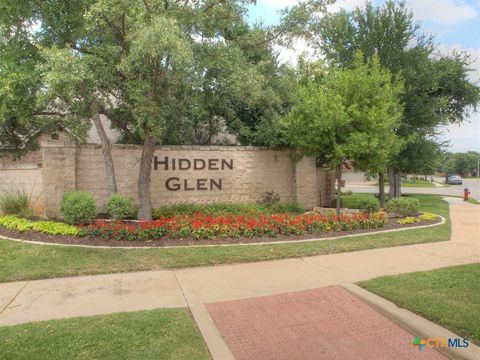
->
[282,53,403,213]
[316,1,480,177]
[419,212,438,221]
[440,151,479,177]
[282,53,403,173]
[386,197,420,217]
[357,198,380,214]
[105,194,137,220]
[0,188,33,217]
[0,215,79,236]
[270,202,306,214]
[397,217,420,225]
[152,202,305,219]
[259,191,280,207]
[60,191,97,224]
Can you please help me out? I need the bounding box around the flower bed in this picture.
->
[79,212,387,241]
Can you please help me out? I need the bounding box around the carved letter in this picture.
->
[221,159,233,170]
[208,159,219,170]
[197,179,208,190]
[210,178,222,190]
[194,159,206,170]
[165,177,180,191]
[179,159,191,170]
[154,156,168,171]
[184,179,195,191]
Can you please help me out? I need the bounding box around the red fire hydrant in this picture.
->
[464,188,470,201]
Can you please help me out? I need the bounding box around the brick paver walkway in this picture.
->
[206,286,445,360]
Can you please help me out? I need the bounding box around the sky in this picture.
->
[246,0,480,153]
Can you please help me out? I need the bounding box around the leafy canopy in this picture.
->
[316,0,480,173]
[281,53,403,173]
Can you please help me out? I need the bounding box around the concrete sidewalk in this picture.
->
[0,197,479,357]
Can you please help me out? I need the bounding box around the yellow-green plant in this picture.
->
[0,215,78,236]
[397,217,420,225]
[419,212,438,221]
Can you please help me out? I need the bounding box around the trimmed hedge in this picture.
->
[105,194,137,220]
[386,197,420,217]
[357,197,380,213]
[61,191,97,224]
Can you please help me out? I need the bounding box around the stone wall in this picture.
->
[1,132,70,166]
[318,167,337,207]
[0,164,44,215]
[37,143,335,217]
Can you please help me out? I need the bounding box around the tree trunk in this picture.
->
[91,102,117,195]
[335,164,342,216]
[388,168,402,198]
[395,172,402,197]
[378,172,385,207]
[137,135,156,220]
[388,168,396,198]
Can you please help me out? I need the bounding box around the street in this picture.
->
[345,177,480,200]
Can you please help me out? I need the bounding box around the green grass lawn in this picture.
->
[371,179,447,188]
[0,308,210,360]
[358,263,480,345]
[0,194,450,282]
[466,197,480,205]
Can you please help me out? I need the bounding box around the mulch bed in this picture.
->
[0,216,442,248]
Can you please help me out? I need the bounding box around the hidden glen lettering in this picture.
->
[153,156,233,191]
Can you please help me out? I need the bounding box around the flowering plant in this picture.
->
[78,211,387,241]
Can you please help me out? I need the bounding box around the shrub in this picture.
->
[270,202,305,214]
[385,197,420,217]
[259,191,280,207]
[61,191,97,224]
[0,215,78,235]
[356,198,380,213]
[0,188,34,217]
[105,194,137,220]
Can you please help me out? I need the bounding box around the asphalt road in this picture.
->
[345,177,480,200]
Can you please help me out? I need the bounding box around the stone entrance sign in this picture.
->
[39,142,335,217]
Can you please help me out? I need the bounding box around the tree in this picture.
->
[441,151,480,177]
[316,0,480,198]
[0,10,59,159]
[39,48,119,194]
[1,0,119,194]
[1,0,333,220]
[282,53,403,214]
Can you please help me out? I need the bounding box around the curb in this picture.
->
[0,215,446,250]
[343,283,480,360]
